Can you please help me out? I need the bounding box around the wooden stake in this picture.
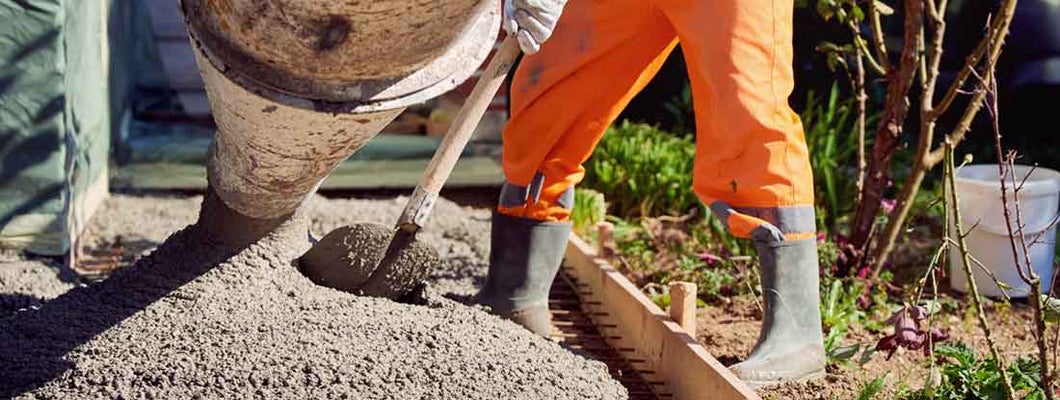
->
[565,236,760,400]
[596,221,615,258]
[668,282,697,334]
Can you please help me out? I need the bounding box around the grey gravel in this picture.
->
[0,251,76,317]
[0,193,627,399]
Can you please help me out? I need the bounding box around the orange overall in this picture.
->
[497,0,817,241]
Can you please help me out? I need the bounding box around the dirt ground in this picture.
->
[697,296,1047,399]
[5,192,1050,399]
[0,193,626,399]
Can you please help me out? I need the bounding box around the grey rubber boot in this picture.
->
[476,212,572,337]
[730,238,826,387]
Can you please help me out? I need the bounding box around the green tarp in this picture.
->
[0,0,114,255]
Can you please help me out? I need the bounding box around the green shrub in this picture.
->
[899,343,1046,400]
[571,188,606,236]
[821,278,866,356]
[663,82,695,135]
[583,121,698,218]
[801,83,867,235]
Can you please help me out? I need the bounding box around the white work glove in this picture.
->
[504,0,567,54]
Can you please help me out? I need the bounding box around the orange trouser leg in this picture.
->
[500,0,816,240]
[498,0,678,222]
[657,0,817,240]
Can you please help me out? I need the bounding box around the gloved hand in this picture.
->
[503,0,567,54]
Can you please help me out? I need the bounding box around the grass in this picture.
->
[570,188,606,237]
[583,121,699,219]
[801,83,866,235]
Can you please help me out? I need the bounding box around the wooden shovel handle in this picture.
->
[396,37,521,231]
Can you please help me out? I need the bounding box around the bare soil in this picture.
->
[696,296,1047,399]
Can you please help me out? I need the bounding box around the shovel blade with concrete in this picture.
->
[300,37,521,299]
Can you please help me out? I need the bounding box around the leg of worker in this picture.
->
[658,0,824,386]
[476,1,679,336]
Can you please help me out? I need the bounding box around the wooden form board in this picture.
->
[564,235,761,400]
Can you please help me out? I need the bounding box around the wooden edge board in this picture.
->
[565,235,761,400]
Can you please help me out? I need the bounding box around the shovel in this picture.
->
[299,37,521,299]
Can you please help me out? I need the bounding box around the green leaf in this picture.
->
[835,8,848,23]
[652,293,671,310]
[829,343,861,360]
[816,41,842,53]
[856,374,887,400]
[858,346,876,366]
[851,4,865,22]
[817,0,836,21]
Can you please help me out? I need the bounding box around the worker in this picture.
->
[476,0,825,387]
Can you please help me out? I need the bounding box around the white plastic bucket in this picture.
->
[948,164,1060,297]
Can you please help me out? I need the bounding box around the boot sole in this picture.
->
[741,369,826,389]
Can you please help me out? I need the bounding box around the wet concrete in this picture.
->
[299,222,440,299]
[0,193,627,399]
[0,251,76,318]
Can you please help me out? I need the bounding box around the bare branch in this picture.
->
[945,145,1016,398]
[915,240,949,302]
[985,57,1055,399]
[854,34,888,76]
[1007,156,1039,283]
[869,0,948,274]
[927,0,1021,165]
[944,237,1013,301]
[1016,163,1039,193]
[852,0,925,271]
[868,0,892,71]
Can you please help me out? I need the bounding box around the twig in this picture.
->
[1053,323,1059,390]
[915,197,944,391]
[986,65,1055,398]
[867,0,892,72]
[1015,164,1039,193]
[867,0,1021,276]
[927,0,1020,165]
[1025,213,1059,248]
[1005,154,1053,400]
[846,23,888,77]
[915,240,949,302]
[849,20,869,206]
[868,0,939,276]
[1053,257,1060,391]
[990,95,1033,285]
[945,144,1017,399]
[1006,156,1037,281]
[944,237,1012,301]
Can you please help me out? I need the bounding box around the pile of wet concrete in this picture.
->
[0,194,627,399]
